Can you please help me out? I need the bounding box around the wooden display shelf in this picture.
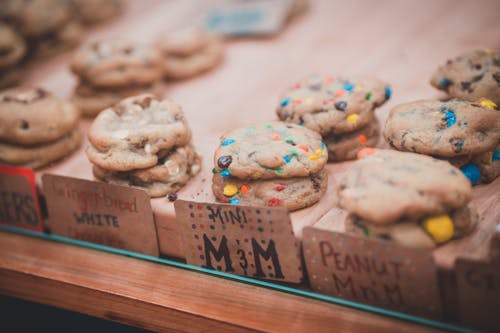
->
[2,0,499,331]
[0,230,446,333]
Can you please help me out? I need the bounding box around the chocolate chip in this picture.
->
[474,64,482,70]
[449,137,465,153]
[19,120,29,129]
[460,81,473,92]
[134,96,153,108]
[217,155,232,168]
[471,74,484,83]
[334,101,347,111]
[493,72,500,83]
[166,193,178,202]
[446,59,453,65]
[310,174,322,192]
[0,47,12,56]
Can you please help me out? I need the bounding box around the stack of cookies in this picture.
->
[1,0,83,62]
[0,23,26,88]
[70,41,164,117]
[384,99,500,185]
[87,94,201,198]
[161,28,224,80]
[276,74,391,162]
[212,121,328,211]
[0,87,81,169]
[339,149,477,249]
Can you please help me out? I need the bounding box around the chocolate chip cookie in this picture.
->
[0,87,80,145]
[384,99,500,157]
[213,121,327,180]
[70,41,163,87]
[87,94,192,171]
[161,28,224,80]
[0,22,26,69]
[276,74,391,135]
[72,0,122,26]
[212,169,327,211]
[430,49,500,104]
[0,128,81,169]
[93,144,201,197]
[72,80,163,117]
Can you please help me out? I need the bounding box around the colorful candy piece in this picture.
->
[220,169,232,178]
[480,99,497,110]
[346,114,359,124]
[280,97,291,107]
[357,147,375,159]
[267,198,281,207]
[229,198,240,205]
[240,185,249,195]
[493,149,500,161]
[275,184,285,191]
[217,155,232,168]
[444,110,456,127]
[365,92,371,101]
[422,215,454,243]
[305,97,314,104]
[283,155,291,163]
[384,86,392,99]
[335,90,346,97]
[335,101,347,111]
[344,83,354,91]
[221,139,235,146]
[439,78,451,88]
[460,163,480,185]
[223,184,238,196]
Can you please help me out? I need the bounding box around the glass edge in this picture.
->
[0,225,481,333]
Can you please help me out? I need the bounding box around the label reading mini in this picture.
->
[175,200,302,283]
[0,165,43,231]
[302,227,442,319]
[42,174,159,256]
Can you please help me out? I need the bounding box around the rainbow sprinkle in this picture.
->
[384,86,392,99]
[344,83,354,91]
[280,97,291,107]
[229,198,240,205]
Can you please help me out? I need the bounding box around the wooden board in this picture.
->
[30,0,500,260]
[2,0,500,331]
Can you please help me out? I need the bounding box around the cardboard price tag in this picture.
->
[302,227,442,319]
[175,200,303,283]
[0,165,43,231]
[456,258,500,332]
[42,174,159,257]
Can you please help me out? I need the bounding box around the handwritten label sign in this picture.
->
[42,174,159,256]
[175,200,302,283]
[302,227,442,319]
[203,0,294,36]
[0,165,43,231]
[456,258,500,332]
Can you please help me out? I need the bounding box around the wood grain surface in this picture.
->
[2,0,500,331]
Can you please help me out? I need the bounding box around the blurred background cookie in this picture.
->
[71,0,123,26]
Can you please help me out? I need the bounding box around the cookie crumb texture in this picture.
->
[70,41,163,88]
[0,87,80,145]
[93,144,201,198]
[87,94,192,171]
[338,149,472,225]
[276,74,391,135]
[345,203,478,249]
[212,169,327,211]
[430,49,500,104]
[213,121,327,180]
[384,99,500,157]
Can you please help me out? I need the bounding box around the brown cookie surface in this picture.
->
[93,144,201,197]
[70,41,163,87]
[212,169,327,211]
[430,49,500,104]
[0,87,80,145]
[384,99,500,157]
[338,149,472,225]
[213,121,327,180]
[0,23,26,68]
[87,94,192,171]
[276,74,391,135]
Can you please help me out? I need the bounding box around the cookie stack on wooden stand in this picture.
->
[87,94,201,198]
[212,121,328,211]
[0,87,81,169]
[276,74,391,162]
[70,41,164,117]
